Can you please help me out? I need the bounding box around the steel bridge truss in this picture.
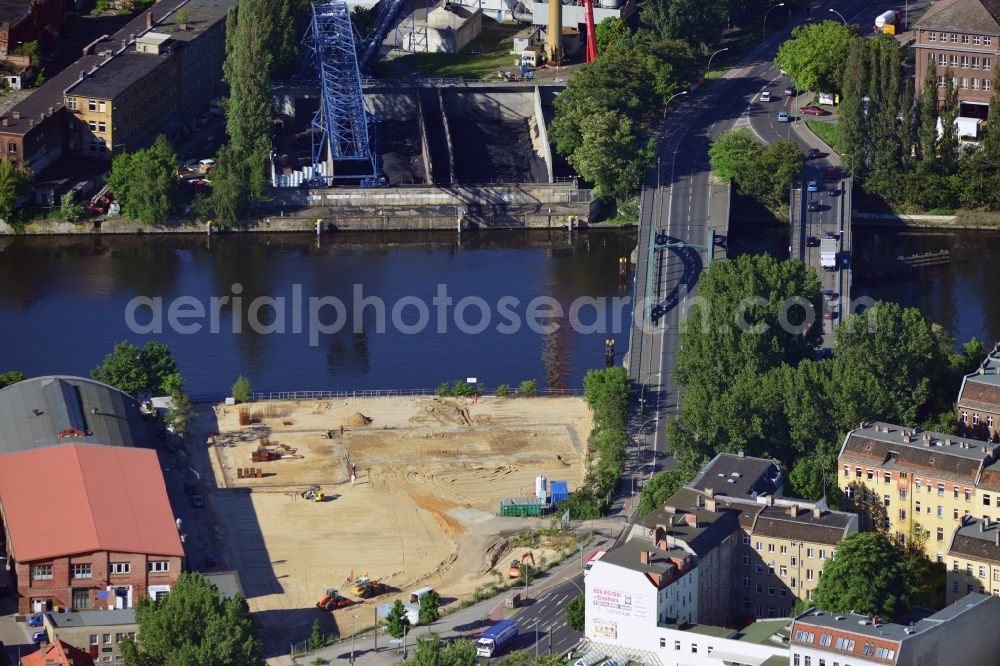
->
[305,1,376,183]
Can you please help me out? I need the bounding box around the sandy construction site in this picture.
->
[196,395,591,636]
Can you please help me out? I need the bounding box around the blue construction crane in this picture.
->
[304,1,378,185]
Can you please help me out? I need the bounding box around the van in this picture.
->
[409,587,434,604]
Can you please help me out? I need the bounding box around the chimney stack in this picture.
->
[705,487,715,498]
[903,432,912,443]
[788,504,800,517]
[28,118,33,127]
[684,513,698,527]
[146,11,153,28]
[640,551,650,565]
[12,111,19,120]
[47,106,53,116]
[765,494,774,506]
[995,530,999,547]
[0,118,7,127]
[696,495,704,508]
[80,69,86,80]
[981,519,987,532]
[813,507,822,519]
[706,498,717,513]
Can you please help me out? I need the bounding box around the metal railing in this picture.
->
[248,387,584,401]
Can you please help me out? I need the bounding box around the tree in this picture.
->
[12,40,40,66]
[409,634,478,666]
[120,572,263,666]
[518,379,538,397]
[308,619,324,651]
[639,468,693,515]
[708,129,761,182]
[775,20,855,94]
[839,38,869,177]
[92,341,181,396]
[0,158,32,221]
[812,532,918,619]
[106,137,176,225]
[350,6,376,38]
[661,0,727,49]
[209,143,250,229]
[595,17,627,53]
[939,68,960,175]
[386,599,411,639]
[0,370,25,389]
[165,376,195,436]
[708,131,802,207]
[565,595,585,631]
[232,375,252,403]
[984,84,1000,165]
[60,192,85,222]
[566,109,650,202]
[760,139,805,206]
[918,56,939,168]
[864,37,903,198]
[418,590,441,624]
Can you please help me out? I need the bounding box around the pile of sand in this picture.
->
[344,412,372,427]
[409,399,471,426]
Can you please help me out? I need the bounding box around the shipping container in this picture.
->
[550,480,569,502]
[500,497,543,517]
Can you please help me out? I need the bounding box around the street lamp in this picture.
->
[763,3,786,40]
[706,47,729,76]
[662,90,688,119]
[828,8,847,25]
[351,613,358,665]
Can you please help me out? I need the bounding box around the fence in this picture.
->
[249,387,584,402]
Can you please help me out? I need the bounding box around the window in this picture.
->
[974,57,981,70]
[916,479,923,491]
[743,554,751,566]
[819,550,826,560]
[955,508,961,520]
[659,638,666,648]
[938,505,944,517]
[89,635,98,645]
[742,576,749,588]
[962,34,970,44]
[951,54,959,66]
[972,77,980,90]
[72,588,90,609]
[884,472,891,484]
[780,588,788,598]
[804,657,811,666]
[110,562,131,575]
[968,563,975,574]
[780,565,788,577]
[115,633,124,643]
[980,566,987,577]
[103,634,111,645]
[939,53,948,66]
[807,548,814,558]
[756,583,763,594]
[757,564,764,574]
[794,631,815,643]
[768,543,775,553]
[974,35,982,44]
[900,509,907,521]
[743,534,750,544]
[768,586,775,596]
[884,495,891,507]
[986,79,993,91]
[148,561,169,573]
[756,541,763,551]
[674,641,680,651]
[952,33,959,42]
[937,527,945,542]
[691,644,697,654]
[939,483,945,496]
[876,648,896,659]
[987,36,993,45]
[990,416,995,429]
[68,97,78,110]
[780,545,787,555]
[856,467,862,479]
[6,142,15,155]
[99,101,106,113]
[98,122,106,133]
[791,556,798,565]
[967,489,973,501]
[863,643,874,656]
[975,414,981,425]
[806,569,814,581]
[988,58,994,71]
[954,581,961,593]
[72,563,92,579]
[916,500,922,513]
[867,469,874,480]
[768,564,775,575]
[794,656,800,666]
[820,634,832,647]
[969,584,975,593]
[962,56,970,68]
[31,565,53,580]
[88,120,97,131]
[835,637,856,651]
[900,488,907,500]
[791,577,797,588]
[961,77,970,89]
[88,99,96,111]
[843,464,850,477]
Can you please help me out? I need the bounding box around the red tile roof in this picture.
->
[21,639,95,666]
[0,444,183,561]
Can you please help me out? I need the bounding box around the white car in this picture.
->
[760,91,772,102]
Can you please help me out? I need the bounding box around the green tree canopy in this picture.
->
[708,131,803,207]
[0,370,25,389]
[386,599,411,639]
[106,136,176,225]
[640,0,727,48]
[0,158,33,221]
[409,634,478,666]
[708,128,761,182]
[565,595,585,631]
[812,532,918,619]
[120,572,263,666]
[595,17,627,53]
[232,375,252,403]
[92,341,181,396]
[418,589,441,624]
[639,468,694,515]
[775,20,856,94]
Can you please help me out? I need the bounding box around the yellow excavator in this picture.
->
[351,576,388,598]
[302,485,325,502]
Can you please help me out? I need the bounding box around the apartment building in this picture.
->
[789,593,1000,666]
[43,609,137,664]
[946,517,1000,603]
[0,444,183,613]
[837,422,1000,560]
[914,0,1000,119]
[957,341,1000,441]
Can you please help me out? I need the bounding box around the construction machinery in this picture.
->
[302,485,325,502]
[507,551,536,579]
[316,588,353,611]
[351,576,388,598]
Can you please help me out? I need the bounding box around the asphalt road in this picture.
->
[627,0,897,480]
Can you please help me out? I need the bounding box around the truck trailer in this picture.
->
[820,238,838,270]
[476,619,519,657]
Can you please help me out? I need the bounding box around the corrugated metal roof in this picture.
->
[0,444,183,561]
[0,376,154,454]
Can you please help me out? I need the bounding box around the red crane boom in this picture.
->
[583,0,597,63]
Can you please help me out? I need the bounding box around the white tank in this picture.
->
[875,10,896,27]
[536,475,548,501]
[601,0,622,8]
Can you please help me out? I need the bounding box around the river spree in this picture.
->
[0,230,636,396]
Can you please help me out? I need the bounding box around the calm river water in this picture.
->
[729,222,1000,348]
[0,230,637,396]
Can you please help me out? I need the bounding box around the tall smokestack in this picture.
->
[546,0,562,65]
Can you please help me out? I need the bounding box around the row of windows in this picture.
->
[67,98,108,113]
[750,541,826,559]
[952,582,1000,597]
[960,412,995,428]
[88,632,135,645]
[932,54,992,70]
[927,31,993,45]
[952,561,1000,579]
[32,561,170,580]
[937,75,993,90]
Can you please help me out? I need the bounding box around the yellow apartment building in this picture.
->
[947,517,1000,604]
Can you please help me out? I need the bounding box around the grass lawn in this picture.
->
[805,119,842,154]
[386,21,523,80]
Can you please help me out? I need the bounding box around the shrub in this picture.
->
[518,379,539,397]
[232,375,252,403]
[495,384,511,397]
[435,382,451,397]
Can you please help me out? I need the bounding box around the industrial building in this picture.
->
[0,443,184,613]
[0,0,234,173]
[42,609,138,663]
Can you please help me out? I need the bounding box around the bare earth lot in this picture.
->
[192,395,591,644]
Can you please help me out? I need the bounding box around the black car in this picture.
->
[189,494,205,508]
[807,200,821,212]
[806,148,822,160]
[822,289,838,299]
[807,236,820,247]
[784,86,796,96]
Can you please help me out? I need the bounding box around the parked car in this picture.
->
[189,494,205,508]
[807,180,819,192]
[807,200,821,212]
[760,91,772,102]
[807,236,820,247]
[826,186,839,196]
[806,148,822,160]
[31,631,46,644]
[822,289,838,299]
[784,86,796,96]
[820,348,834,359]
[27,613,45,627]
[799,105,826,116]
[777,111,789,122]
[823,310,837,320]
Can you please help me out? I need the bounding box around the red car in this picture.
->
[799,105,827,116]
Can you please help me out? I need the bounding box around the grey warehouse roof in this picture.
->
[0,376,154,453]
[46,609,136,628]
